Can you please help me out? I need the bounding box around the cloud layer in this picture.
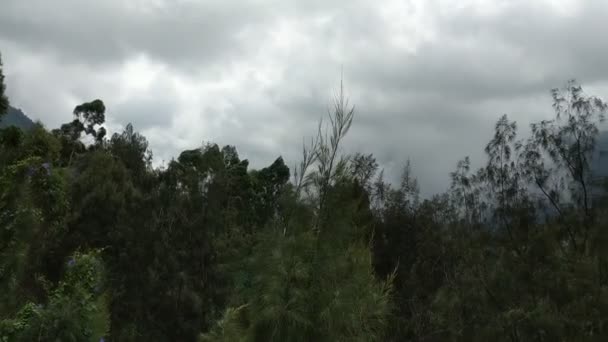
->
[2,0,608,195]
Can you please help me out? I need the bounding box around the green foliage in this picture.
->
[0,251,109,342]
[73,99,107,143]
[201,85,391,342]
[2,50,608,341]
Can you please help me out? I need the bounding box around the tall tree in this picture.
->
[0,53,9,119]
[525,80,607,250]
[202,84,391,342]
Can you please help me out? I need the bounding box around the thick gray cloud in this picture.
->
[0,0,268,70]
[2,0,608,195]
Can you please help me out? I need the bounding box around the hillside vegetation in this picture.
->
[1,52,608,341]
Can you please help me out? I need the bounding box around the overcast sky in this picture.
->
[2,0,608,195]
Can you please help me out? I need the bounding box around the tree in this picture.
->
[0,251,109,342]
[109,123,152,183]
[250,157,290,226]
[525,80,607,250]
[0,53,8,120]
[4,63,608,342]
[202,83,391,342]
[426,82,608,342]
[73,99,107,143]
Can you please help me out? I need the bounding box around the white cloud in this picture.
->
[3,0,608,195]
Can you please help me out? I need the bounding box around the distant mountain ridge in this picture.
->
[0,106,35,130]
[593,131,608,178]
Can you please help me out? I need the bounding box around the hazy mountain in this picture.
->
[593,131,608,177]
[0,106,35,130]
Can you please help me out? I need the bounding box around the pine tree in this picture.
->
[202,83,391,342]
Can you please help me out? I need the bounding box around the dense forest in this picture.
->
[1,50,608,342]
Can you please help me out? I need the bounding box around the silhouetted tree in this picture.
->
[0,53,8,119]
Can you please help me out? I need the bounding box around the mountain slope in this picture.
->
[0,106,35,130]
